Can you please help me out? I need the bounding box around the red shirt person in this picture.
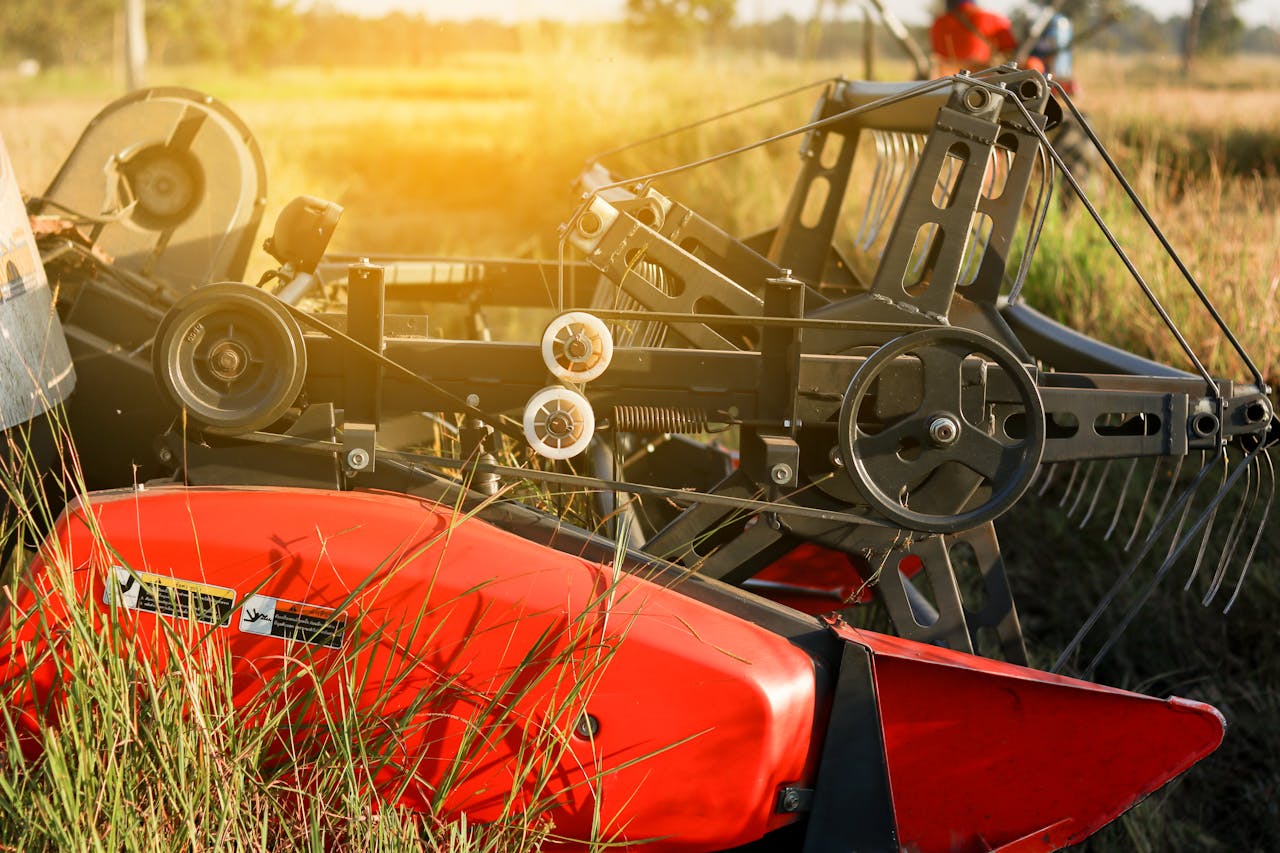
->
[930,0,1018,75]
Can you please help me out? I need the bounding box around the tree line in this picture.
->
[0,0,1273,69]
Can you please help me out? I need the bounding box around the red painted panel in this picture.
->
[837,625,1225,852]
[2,486,820,851]
[751,543,875,612]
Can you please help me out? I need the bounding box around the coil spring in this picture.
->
[611,405,711,434]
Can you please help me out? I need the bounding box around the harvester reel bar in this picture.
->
[154,283,306,435]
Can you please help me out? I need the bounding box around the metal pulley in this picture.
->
[116,143,205,230]
[153,283,307,435]
[838,327,1046,533]
[541,311,613,383]
[523,386,595,460]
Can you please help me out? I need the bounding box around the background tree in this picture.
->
[1184,0,1243,73]
[625,0,737,52]
[0,0,116,66]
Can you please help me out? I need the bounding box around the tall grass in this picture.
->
[0,411,635,852]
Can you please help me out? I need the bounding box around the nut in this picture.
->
[928,415,961,447]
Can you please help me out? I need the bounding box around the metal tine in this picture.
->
[1225,448,1275,614]
[907,224,939,279]
[1036,462,1060,496]
[1145,451,1197,552]
[1151,451,1194,528]
[1157,452,1210,563]
[855,133,885,236]
[1170,450,1225,563]
[854,131,889,249]
[861,131,897,251]
[1203,453,1259,605]
[1028,461,1046,490]
[1183,452,1230,587]
[1124,455,1175,551]
[1066,461,1098,515]
[1067,461,1099,517]
[869,132,905,250]
[1104,457,1141,541]
[1078,459,1115,528]
[875,132,916,249]
[1082,443,1267,677]
[1057,461,1083,507]
[889,133,916,228]
[1053,453,1220,674]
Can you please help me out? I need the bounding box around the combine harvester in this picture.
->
[2,66,1274,850]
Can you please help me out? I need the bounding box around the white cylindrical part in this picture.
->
[541,311,613,384]
[523,386,595,460]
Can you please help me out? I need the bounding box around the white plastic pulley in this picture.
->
[523,386,596,460]
[541,311,613,384]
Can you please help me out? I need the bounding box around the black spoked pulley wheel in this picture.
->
[153,282,306,435]
[838,327,1046,534]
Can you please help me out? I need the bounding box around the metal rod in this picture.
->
[1050,81,1266,390]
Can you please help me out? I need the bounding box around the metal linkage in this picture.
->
[135,68,1276,671]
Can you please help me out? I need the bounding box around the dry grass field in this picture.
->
[2,43,1278,850]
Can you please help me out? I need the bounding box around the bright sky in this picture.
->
[321,0,1278,28]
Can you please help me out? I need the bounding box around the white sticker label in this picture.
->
[238,594,346,648]
[104,567,235,627]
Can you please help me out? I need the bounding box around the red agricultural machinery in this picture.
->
[1,66,1274,850]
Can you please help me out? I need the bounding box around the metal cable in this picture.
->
[587,77,957,194]
[586,76,840,166]
[1050,80,1266,390]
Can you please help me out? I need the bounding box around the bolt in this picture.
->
[573,713,600,739]
[771,463,794,484]
[780,789,801,812]
[546,412,574,438]
[566,335,590,359]
[828,447,844,468]
[158,448,174,464]
[346,448,370,471]
[928,415,961,447]
[214,348,240,372]
[208,341,247,380]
